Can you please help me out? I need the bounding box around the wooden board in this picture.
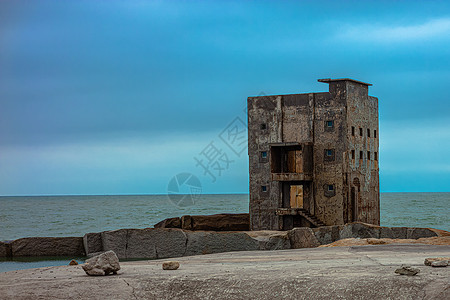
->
[290,185,303,208]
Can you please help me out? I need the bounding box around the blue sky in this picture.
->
[1,0,450,195]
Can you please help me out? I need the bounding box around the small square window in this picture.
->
[375,152,378,161]
[351,126,355,136]
[367,128,370,137]
[261,151,267,159]
[359,127,363,136]
[261,123,267,130]
[374,130,377,138]
[360,151,363,159]
[351,150,355,159]
[261,185,267,192]
[326,149,333,156]
[326,120,334,128]
[367,151,371,160]
[328,185,334,191]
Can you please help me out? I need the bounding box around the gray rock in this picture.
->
[395,265,420,276]
[379,227,407,239]
[406,228,438,239]
[154,217,181,229]
[184,231,259,256]
[162,261,180,270]
[101,229,128,259]
[340,222,380,240]
[82,250,120,276]
[11,237,85,257]
[83,232,103,256]
[189,214,250,231]
[0,241,10,257]
[424,257,450,266]
[431,260,448,267]
[102,228,187,260]
[247,231,291,250]
[181,215,193,230]
[312,226,342,245]
[288,227,320,248]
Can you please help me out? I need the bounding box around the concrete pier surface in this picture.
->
[0,244,449,299]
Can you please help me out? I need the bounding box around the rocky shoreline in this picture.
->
[1,244,449,299]
[1,217,448,260]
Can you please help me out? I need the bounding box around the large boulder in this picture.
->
[83,232,103,256]
[288,228,321,248]
[312,226,342,245]
[184,231,259,256]
[11,237,85,257]
[407,228,438,239]
[380,227,407,239]
[246,231,291,250]
[0,241,12,257]
[154,217,181,229]
[340,222,380,239]
[181,214,250,231]
[101,228,187,259]
[82,250,120,276]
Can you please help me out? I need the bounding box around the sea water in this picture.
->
[0,193,448,272]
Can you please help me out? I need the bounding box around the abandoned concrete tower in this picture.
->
[247,78,379,231]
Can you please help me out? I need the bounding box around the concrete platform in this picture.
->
[0,244,449,299]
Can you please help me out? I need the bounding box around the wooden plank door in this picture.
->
[290,185,304,208]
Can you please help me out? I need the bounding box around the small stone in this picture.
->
[162,261,180,270]
[395,265,420,276]
[81,250,120,276]
[431,260,448,267]
[69,259,78,265]
[424,257,450,266]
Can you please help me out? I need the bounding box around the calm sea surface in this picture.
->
[0,193,449,272]
[0,193,449,241]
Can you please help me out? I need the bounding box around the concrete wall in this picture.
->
[312,89,347,226]
[344,81,380,225]
[248,79,380,230]
[248,95,282,230]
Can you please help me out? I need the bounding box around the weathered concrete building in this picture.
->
[247,78,379,230]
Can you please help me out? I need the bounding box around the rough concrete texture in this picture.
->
[288,227,320,248]
[83,232,102,255]
[246,231,291,250]
[11,237,85,257]
[0,244,448,299]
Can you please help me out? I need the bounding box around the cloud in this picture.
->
[339,18,450,43]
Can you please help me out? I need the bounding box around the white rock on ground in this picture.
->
[81,250,120,276]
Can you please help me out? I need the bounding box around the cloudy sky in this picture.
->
[1,0,450,195]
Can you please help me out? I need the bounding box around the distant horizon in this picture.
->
[2,191,450,197]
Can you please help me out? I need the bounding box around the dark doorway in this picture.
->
[351,187,356,222]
